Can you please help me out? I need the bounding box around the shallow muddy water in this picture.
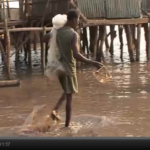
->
[0,28,150,137]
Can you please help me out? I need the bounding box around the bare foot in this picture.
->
[51,110,62,122]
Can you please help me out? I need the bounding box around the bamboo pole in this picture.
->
[2,0,10,79]
[6,35,10,78]
[136,24,141,61]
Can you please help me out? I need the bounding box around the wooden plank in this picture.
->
[0,27,52,33]
[0,79,20,88]
[84,18,149,26]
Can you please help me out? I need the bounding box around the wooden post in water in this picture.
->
[40,32,43,69]
[0,40,6,66]
[40,27,46,72]
[105,26,109,51]
[81,28,85,53]
[33,32,37,52]
[2,0,10,79]
[136,24,141,61]
[89,26,98,60]
[83,27,89,58]
[109,25,115,57]
[118,25,124,60]
[143,23,148,58]
[45,40,49,65]
[89,26,98,58]
[82,28,86,56]
[105,37,109,50]
[96,26,105,62]
[124,25,135,62]
[24,42,28,62]
[43,28,46,70]
[131,24,136,51]
[143,23,150,60]
[27,32,32,67]
[99,26,106,63]
[147,23,150,60]
[15,33,19,67]
[96,27,100,62]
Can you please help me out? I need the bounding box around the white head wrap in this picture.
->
[52,14,67,29]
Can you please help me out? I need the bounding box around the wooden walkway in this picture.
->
[84,18,149,27]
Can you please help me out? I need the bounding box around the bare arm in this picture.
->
[43,32,51,42]
[71,32,101,68]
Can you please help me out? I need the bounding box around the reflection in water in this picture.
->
[0,30,150,137]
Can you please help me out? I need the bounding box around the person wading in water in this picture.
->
[43,9,101,128]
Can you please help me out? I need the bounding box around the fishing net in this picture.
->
[92,63,112,83]
[19,105,55,133]
[45,14,67,80]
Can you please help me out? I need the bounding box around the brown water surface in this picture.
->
[0,29,150,137]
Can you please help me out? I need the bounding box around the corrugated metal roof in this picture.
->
[105,0,142,19]
[142,0,150,12]
[77,0,105,18]
[32,0,142,19]
[77,0,142,19]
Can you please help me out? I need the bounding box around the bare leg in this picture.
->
[51,93,66,122]
[53,93,66,111]
[65,94,73,127]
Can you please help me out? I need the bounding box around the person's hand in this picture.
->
[92,61,102,69]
